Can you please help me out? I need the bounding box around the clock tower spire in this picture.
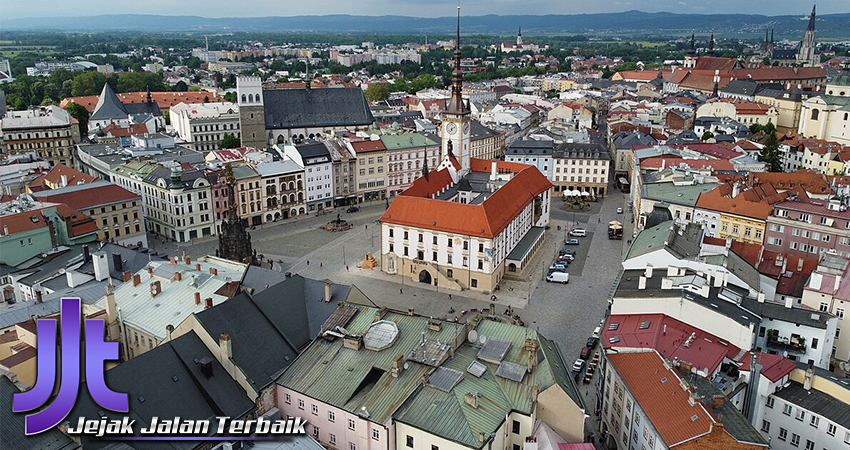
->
[442,2,472,175]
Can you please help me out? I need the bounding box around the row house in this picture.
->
[169,102,241,152]
[763,198,850,258]
[141,166,214,243]
[694,182,785,245]
[255,160,307,222]
[281,140,334,212]
[381,132,440,198]
[327,139,357,207]
[349,139,387,204]
[231,164,263,227]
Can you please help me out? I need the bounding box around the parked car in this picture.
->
[586,336,599,349]
[546,272,570,284]
[346,205,360,213]
[616,207,623,214]
[564,238,580,245]
[557,254,575,262]
[592,326,602,338]
[571,359,586,373]
[559,249,577,257]
[579,346,592,360]
[549,262,568,271]
[568,228,587,237]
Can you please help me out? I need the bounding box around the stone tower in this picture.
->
[218,164,258,265]
[237,76,267,149]
[798,4,820,67]
[441,5,472,175]
[684,32,697,69]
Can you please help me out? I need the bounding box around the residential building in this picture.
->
[30,180,145,246]
[232,164,263,226]
[25,163,98,192]
[637,182,719,231]
[754,89,813,134]
[801,255,850,363]
[60,90,213,116]
[547,103,593,130]
[277,306,586,450]
[610,131,656,179]
[746,297,836,369]
[0,105,77,167]
[327,139,358,207]
[696,99,779,127]
[764,198,850,258]
[552,142,610,199]
[468,120,505,160]
[695,182,788,244]
[281,140,334,212]
[254,160,306,222]
[505,140,553,180]
[0,197,99,266]
[382,132,440,197]
[169,101,241,152]
[349,139,388,203]
[76,133,204,180]
[237,76,374,148]
[142,165,214,242]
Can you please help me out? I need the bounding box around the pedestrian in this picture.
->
[400,288,403,295]
[598,217,601,223]
[307,260,310,266]
[346,265,349,271]
[449,294,452,299]
[320,262,323,268]
[365,224,368,229]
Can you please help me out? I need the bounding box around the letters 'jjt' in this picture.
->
[12,297,128,435]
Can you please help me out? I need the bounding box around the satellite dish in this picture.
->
[403,362,410,370]
[468,330,479,343]
[478,334,487,345]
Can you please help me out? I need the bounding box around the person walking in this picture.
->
[400,288,403,295]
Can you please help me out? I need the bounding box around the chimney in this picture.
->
[757,292,766,303]
[174,272,182,281]
[408,307,415,316]
[112,253,123,272]
[184,256,191,265]
[170,257,177,264]
[711,395,725,408]
[60,174,68,187]
[638,276,647,290]
[645,264,653,278]
[732,181,741,198]
[122,271,131,282]
[133,274,141,286]
[166,324,174,339]
[325,281,332,303]
[797,257,804,272]
[391,354,405,378]
[105,282,117,327]
[343,334,363,350]
[204,297,213,309]
[146,266,153,275]
[195,263,201,271]
[713,271,724,287]
[785,295,794,309]
[150,280,161,298]
[804,365,814,390]
[209,267,218,276]
[35,290,43,304]
[219,333,233,360]
[199,357,213,378]
[93,252,109,281]
[2,225,8,235]
[83,245,90,265]
[490,161,498,181]
[464,393,479,408]
[194,292,201,305]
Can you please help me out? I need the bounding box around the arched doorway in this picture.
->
[508,263,517,273]
[418,270,432,285]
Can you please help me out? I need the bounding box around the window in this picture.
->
[812,337,819,349]
[766,397,774,408]
[471,279,478,288]
[311,404,318,415]
[406,436,414,448]
[349,443,356,450]
[761,420,770,432]
[432,446,440,450]
[447,269,453,277]
[372,429,380,440]
[845,431,850,444]
[330,434,337,445]
[838,308,846,319]
[810,415,820,428]
[313,426,319,438]
[389,229,394,238]
[828,422,836,436]
[821,302,830,312]
[284,394,291,404]
[479,243,484,252]
[433,236,438,245]
[404,231,409,240]
[779,428,787,441]
[348,419,355,430]
[791,433,800,447]
[328,411,335,422]
[478,260,483,270]
[512,420,521,434]
[298,399,304,409]
[796,409,805,421]
[783,404,792,416]
[804,440,814,450]
[418,234,423,243]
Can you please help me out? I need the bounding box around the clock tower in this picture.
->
[441,5,472,175]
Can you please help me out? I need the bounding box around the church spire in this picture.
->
[807,4,816,32]
[708,33,715,56]
[447,3,467,115]
[687,32,695,56]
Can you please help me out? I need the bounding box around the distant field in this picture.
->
[0,46,58,58]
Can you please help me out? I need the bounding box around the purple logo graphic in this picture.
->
[12,297,128,435]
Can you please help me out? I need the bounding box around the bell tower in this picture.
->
[237,76,267,149]
[441,4,472,175]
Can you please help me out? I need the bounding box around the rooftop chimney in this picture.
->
[490,161,498,181]
[112,253,123,272]
[122,271,132,282]
[757,292,766,303]
[146,266,153,275]
[93,252,109,281]
[35,290,43,304]
[170,257,177,264]
[804,365,814,390]
[343,334,363,350]
[711,395,725,408]
[174,272,182,281]
[199,356,213,378]
[150,280,161,298]
[195,263,201,271]
[391,354,405,378]
[464,393,479,408]
[184,256,191,265]
[209,267,218,276]
[204,297,213,309]
[194,292,201,305]
[325,281,332,303]
[219,333,233,360]
[638,276,647,290]
[645,264,653,278]
[60,174,68,187]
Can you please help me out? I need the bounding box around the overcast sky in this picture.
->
[2,0,843,20]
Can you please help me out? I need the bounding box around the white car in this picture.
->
[616,207,623,214]
[571,359,585,373]
[568,228,587,237]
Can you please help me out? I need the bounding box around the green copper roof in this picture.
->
[379,133,438,150]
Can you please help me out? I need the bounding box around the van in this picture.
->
[592,326,601,338]
[568,228,587,237]
[546,272,569,284]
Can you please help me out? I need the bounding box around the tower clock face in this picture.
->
[446,123,457,135]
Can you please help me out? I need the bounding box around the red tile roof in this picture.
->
[350,140,387,154]
[694,57,738,72]
[35,184,139,211]
[737,351,796,382]
[0,209,50,234]
[695,184,780,221]
[28,164,99,191]
[381,160,552,238]
[640,156,734,172]
[607,351,714,447]
[729,241,763,268]
[748,170,831,196]
[101,123,149,138]
[61,91,218,112]
[0,343,36,368]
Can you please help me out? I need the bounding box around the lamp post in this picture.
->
[343,246,346,266]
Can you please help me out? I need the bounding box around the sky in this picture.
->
[2,0,845,20]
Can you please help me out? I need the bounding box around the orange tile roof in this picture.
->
[381,161,552,238]
[28,164,99,191]
[101,123,149,138]
[607,351,714,447]
[60,91,219,112]
[35,184,139,211]
[674,425,765,450]
[694,57,738,72]
[748,170,830,196]
[731,66,825,81]
[350,140,387,154]
[0,209,50,234]
[695,184,779,221]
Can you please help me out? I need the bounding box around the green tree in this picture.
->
[409,74,439,92]
[701,131,714,142]
[64,102,90,134]
[364,83,390,102]
[223,91,237,103]
[174,80,189,92]
[71,71,107,96]
[220,132,240,149]
[758,132,783,172]
[116,72,167,93]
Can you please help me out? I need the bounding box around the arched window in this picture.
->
[241,94,246,103]
[298,192,304,202]
[297,180,303,190]
[277,135,285,144]
[289,193,295,203]
[811,109,820,120]
[248,94,254,103]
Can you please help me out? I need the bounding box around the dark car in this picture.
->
[559,249,577,257]
[579,346,592,360]
[586,336,599,349]
[346,206,360,213]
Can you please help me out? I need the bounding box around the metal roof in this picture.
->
[477,337,512,363]
[495,361,527,382]
[429,367,465,392]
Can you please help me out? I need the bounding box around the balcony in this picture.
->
[766,330,806,353]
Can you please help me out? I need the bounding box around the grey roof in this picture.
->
[90,83,129,121]
[667,130,701,145]
[241,265,289,292]
[553,142,610,160]
[294,140,332,165]
[615,269,759,327]
[143,166,207,189]
[641,182,717,207]
[76,243,167,281]
[67,330,255,450]
[253,160,303,177]
[469,120,499,141]
[506,140,553,156]
[612,131,656,150]
[125,101,163,118]
[507,226,545,262]
[263,87,374,130]
[0,376,80,450]
[774,380,850,430]
[683,370,768,445]
[250,436,327,450]
[741,298,833,329]
[720,80,761,97]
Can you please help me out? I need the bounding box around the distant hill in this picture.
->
[5,11,850,36]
